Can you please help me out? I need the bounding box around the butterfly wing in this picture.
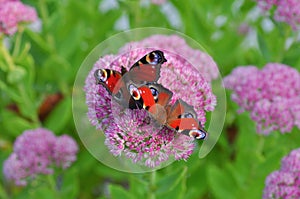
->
[128,50,167,83]
[94,69,122,95]
[127,82,173,124]
[166,99,207,140]
[130,50,167,68]
[130,83,172,110]
[94,69,134,108]
[132,85,156,109]
[147,83,173,107]
[166,99,197,121]
[167,118,207,140]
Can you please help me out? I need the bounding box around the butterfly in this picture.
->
[94,50,167,108]
[128,83,207,140]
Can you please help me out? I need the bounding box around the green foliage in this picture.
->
[1,0,300,199]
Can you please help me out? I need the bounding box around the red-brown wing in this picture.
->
[167,118,207,140]
[136,85,156,109]
[147,83,173,107]
[128,50,167,83]
[166,99,197,122]
[130,50,167,68]
[94,69,122,95]
[166,99,207,139]
[128,64,161,83]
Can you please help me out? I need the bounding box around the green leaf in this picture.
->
[1,110,37,137]
[24,29,52,53]
[109,184,134,199]
[283,42,300,67]
[42,55,71,84]
[257,31,270,62]
[7,66,26,84]
[0,59,8,72]
[185,156,208,198]
[0,184,9,199]
[155,166,187,199]
[44,96,72,133]
[0,80,22,103]
[207,164,238,199]
[29,185,56,199]
[59,168,79,199]
[236,113,257,154]
[128,175,148,197]
[57,24,83,59]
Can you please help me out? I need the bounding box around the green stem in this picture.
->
[17,84,40,125]
[39,0,49,26]
[148,171,156,199]
[257,135,265,160]
[12,26,24,58]
[47,174,61,199]
[0,41,15,71]
[38,0,56,51]
[276,23,292,62]
[0,184,9,199]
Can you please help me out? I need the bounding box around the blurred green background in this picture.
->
[1,0,300,198]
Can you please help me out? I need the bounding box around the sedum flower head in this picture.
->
[263,148,300,199]
[0,0,38,35]
[3,128,78,186]
[256,0,300,30]
[84,35,217,167]
[53,135,78,169]
[224,63,300,134]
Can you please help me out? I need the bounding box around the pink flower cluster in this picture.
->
[257,0,300,29]
[3,128,78,186]
[263,148,300,199]
[0,0,38,35]
[84,35,218,167]
[224,63,300,134]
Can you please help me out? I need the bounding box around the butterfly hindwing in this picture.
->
[166,99,197,122]
[128,83,154,109]
[147,83,173,107]
[127,82,172,110]
[127,82,173,125]
[167,118,206,140]
[166,99,207,140]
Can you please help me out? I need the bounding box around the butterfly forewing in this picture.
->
[94,69,122,95]
[128,50,167,84]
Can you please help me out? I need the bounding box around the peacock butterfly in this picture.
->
[94,50,207,140]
